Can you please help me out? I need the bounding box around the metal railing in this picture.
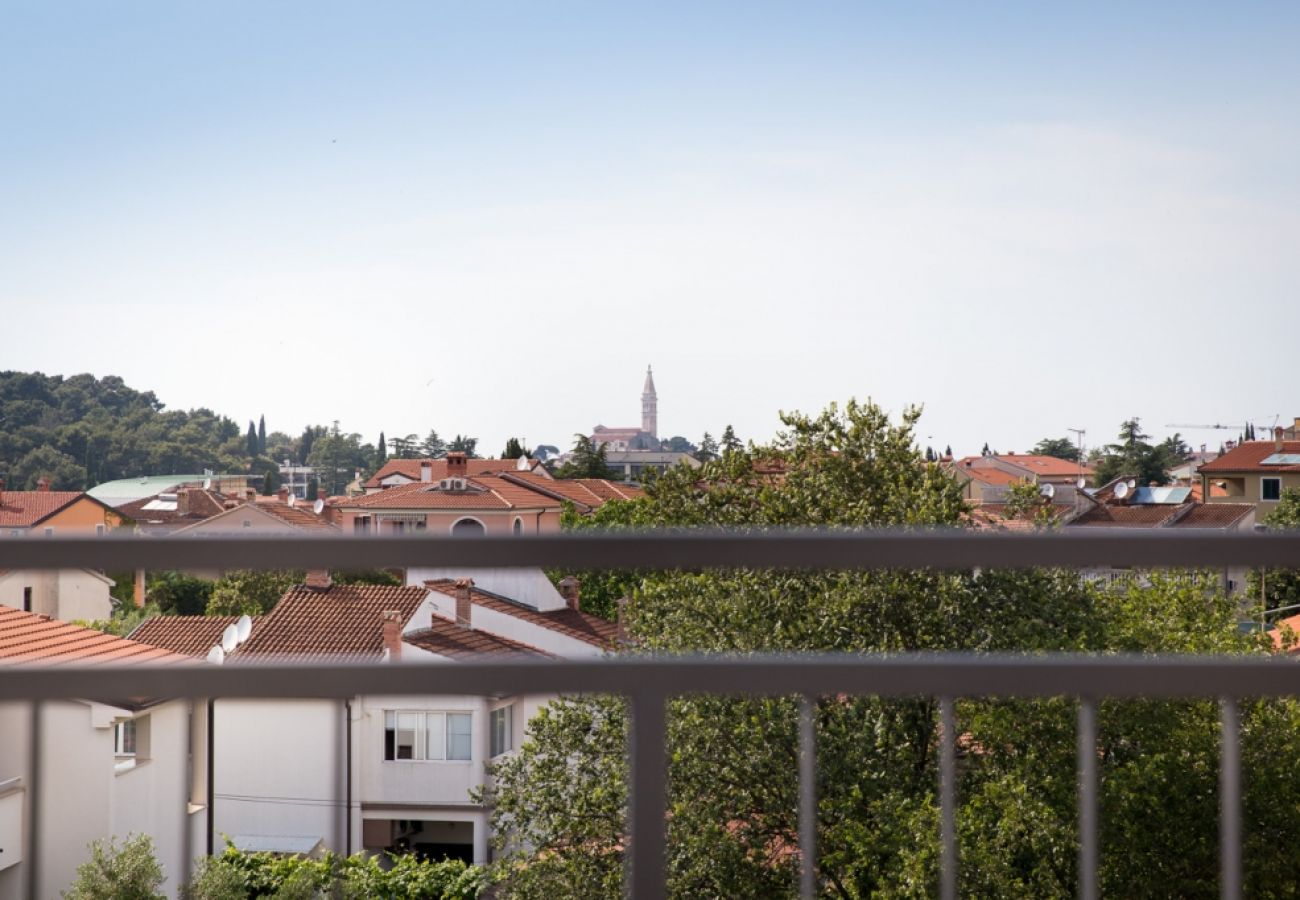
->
[3,530,1300,900]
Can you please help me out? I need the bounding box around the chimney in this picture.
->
[177,488,191,516]
[246,488,257,502]
[420,461,433,483]
[446,452,468,478]
[1276,426,1285,452]
[36,477,50,492]
[454,578,474,627]
[382,610,403,662]
[277,486,289,502]
[305,569,332,590]
[558,576,581,612]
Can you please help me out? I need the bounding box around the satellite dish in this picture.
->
[287,494,297,507]
[206,645,225,665]
[203,478,212,490]
[313,499,325,515]
[1127,478,1137,489]
[1076,477,1086,490]
[1039,483,1056,499]
[1114,481,1130,500]
[236,614,253,643]
[221,624,239,654]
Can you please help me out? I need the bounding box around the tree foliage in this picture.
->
[487,398,1287,899]
[501,437,531,460]
[554,434,619,481]
[65,833,166,900]
[1092,419,1185,487]
[205,570,304,616]
[1032,436,1082,463]
[183,845,488,899]
[448,435,479,457]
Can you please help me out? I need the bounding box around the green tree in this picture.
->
[422,430,448,458]
[1250,488,1300,623]
[554,434,619,480]
[502,437,531,460]
[449,434,478,457]
[245,421,258,459]
[377,431,387,460]
[307,422,374,496]
[306,477,318,501]
[261,470,274,496]
[981,442,992,456]
[697,432,719,462]
[1032,437,1082,463]
[64,833,166,900]
[1001,479,1058,528]
[1093,419,1176,487]
[11,445,86,489]
[206,570,303,616]
[661,435,698,454]
[486,398,1282,899]
[147,571,215,616]
[720,424,742,455]
[257,415,266,455]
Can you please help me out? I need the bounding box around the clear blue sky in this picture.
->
[3,2,1297,457]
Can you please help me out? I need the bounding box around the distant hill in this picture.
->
[0,371,254,491]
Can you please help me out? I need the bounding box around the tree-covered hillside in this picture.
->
[0,371,270,490]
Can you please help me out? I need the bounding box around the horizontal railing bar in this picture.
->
[5,654,1300,703]
[1,529,1298,571]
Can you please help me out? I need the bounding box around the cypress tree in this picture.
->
[377,432,387,460]
[257,415,266,454]
[246,421,259,458]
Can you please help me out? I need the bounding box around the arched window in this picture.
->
[512,517,523,537]
[451,518,486,538]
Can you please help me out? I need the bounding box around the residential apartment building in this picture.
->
[1199,428,1300,516]
[130,573,616,865]
[0,608,206,900]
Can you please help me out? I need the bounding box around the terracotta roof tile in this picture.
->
[425,581,617,648]
[1170,504,1255,528]
[1068,505,1183,527]
[117,489,229,529]
[0,491,92,529]
[404,615,554,659]
[233,584,430,660]
[498,472,643,509]
[1199,441,1300,474]
[128,615,263,658]
[993,454,1096,477]
[364,458,540,489]
[338,476,565,512]
[253,498,339,531]
[0,606,193,667]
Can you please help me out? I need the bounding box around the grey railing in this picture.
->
[4,530,1300,900]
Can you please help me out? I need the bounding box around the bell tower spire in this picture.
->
[641,366,658,440]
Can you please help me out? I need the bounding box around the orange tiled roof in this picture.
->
[253,498,339,531]
[949,464,1023,487]
[425,580,618,648]
[1170,504,1255,528]
[1069,505,1183,527]
[337,475,565,512]
[0,606,193,667]
[117,489,229,528]
[404,614,554,659]
[499,472,643,509]
[0,491,95,529]
[364,458,539,489]
[1272,613,1300,652]
[231,583,430,660]
[128,615,263,657]
[993,454,1095,477]
[1199,441,1300,474]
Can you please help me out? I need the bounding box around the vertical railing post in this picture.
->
[1077,697,1098,900]
[939,696,957,900]
[798,696,817,899]
[627,690,667,900]
[1220,698,1241,900]
[26,701,43,900]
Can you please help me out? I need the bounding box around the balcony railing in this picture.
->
[3,530,1300,900]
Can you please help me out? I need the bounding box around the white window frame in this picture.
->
[384,710,473,762]
[490,704,513,757]
[449,517,486,537]
[114,719,137,757]
[1262,477,1282,502]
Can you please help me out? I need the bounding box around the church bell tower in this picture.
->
[641,366,658,440]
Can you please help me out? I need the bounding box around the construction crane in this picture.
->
[1164,423,1247,430]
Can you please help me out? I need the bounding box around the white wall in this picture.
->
[407,568,566,612]
[0,570,112,623]
[357,695,486,807]
[211,699,343,854]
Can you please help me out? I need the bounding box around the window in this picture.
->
[354,516,370,534]
[385,711,473,761]
[491,705,513,757]
[512,517,523,537]
[115,720,137,756]
[451,518,486,537]
[95,523,105,536]
[1263,478,1282,501]
[22,587,32,613]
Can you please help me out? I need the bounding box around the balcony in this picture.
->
[2,530,1300,899]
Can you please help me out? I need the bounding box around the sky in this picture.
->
[3,1,1298,459]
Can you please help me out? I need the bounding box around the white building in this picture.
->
[0,607,207,900]
[129,572,616,865]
